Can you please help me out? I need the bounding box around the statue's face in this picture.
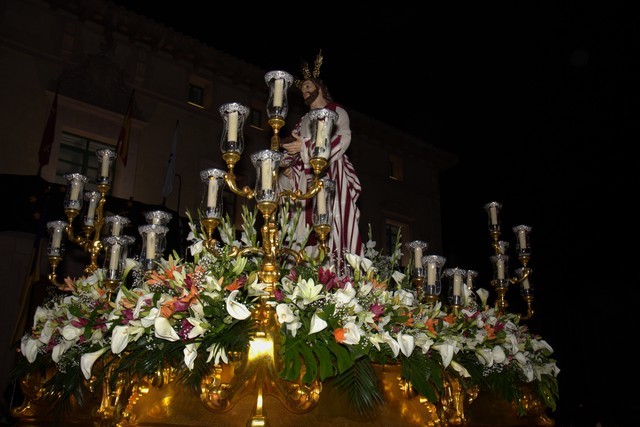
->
[301,80,319,106]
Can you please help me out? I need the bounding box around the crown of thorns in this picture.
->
[295,50,323,89]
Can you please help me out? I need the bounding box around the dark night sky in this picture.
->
[112,1,639,424]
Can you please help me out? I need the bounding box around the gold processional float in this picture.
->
[10,68,559,426]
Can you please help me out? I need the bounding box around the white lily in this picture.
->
[154,317,180,342]
[206,344,228,365]
[381,331,400,357]
[414,332,434,354]
[61,324,83,342]
[20,337,40,363]
[475,348,494,367]
[51,339,74,363]
[183,342,199,370]
[80,347,109,380]
[344,252,361,271]
[226,290,251,320]
[450,360,471,378]
[276,303,295,324]
[433,343,455,368]
[286,319,302,337]
[309,312,328,334]
[531,339,554,354]
[334,282,356,306]
[293,278,324,306]
[189,239,204,256]
[397,332,415,357]
[141,307,160,328]
[341,321,362,346]
[391,270,406,286]
[111,325,131,354]
[492,345,506,364]
[186,317,209,339]
[476,288,490,307]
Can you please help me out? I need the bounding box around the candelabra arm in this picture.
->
[522,295,535,320]
[47,256,66,288]
[279,177,323,203]
[64,209,85,247]
[224,172,254,199]
[237,246,264,258]
[277,247,302,265]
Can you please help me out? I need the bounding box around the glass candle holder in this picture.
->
[423,255,446,297]
[444,267,467,307]
[219,102,249,155]
[497,240,509,255]
[406,240,429,278]
[308,108,338,161]
[312,178,335,226]
[251,149,283,203]
[483,201,502,232]
[83,191,100,227]
[200,168,226,219]
[490,254,510,287]
[104,215,130,236]
[515,267,534,296]
[145,210,173,226]
[103,235,135,281]
[64,173,88,211]
[513,224,532,257]
[46,220,68,257]
[264,70,293,119]
[96,148,117,185]
[139,224,168,271]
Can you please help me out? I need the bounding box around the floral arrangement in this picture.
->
[13,208,559,419]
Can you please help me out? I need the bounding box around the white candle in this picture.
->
[85,198,97,226]
[466,275,474,289]
[427,262,436,285]
[517,229,527,249]
[317,188,327,215]
[227,111,238,142]
[489,205,498,226]
[273,79,284,108]
[261,158,272,189]
[497,258,505,280]
[112,221,121,236]
[109,243,121,271]
[414,247,423,268]
[315,119,326,148]
[51,228,62,250]
[207,178,218,208]
[100,154,110,178]
[146,232,156,259]
[70,181,80,201]
[453,273,462,296]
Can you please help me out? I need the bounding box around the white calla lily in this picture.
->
[52,339,74,363]
[61,324,83,341]
[397,332,415,357]
[476,288,490,307]
[154,317,180,341]
[226,290,251,320]
[21,337,41,363]
[206,344,228,365]
[450,360,471,378]
[183,343,199,370]
[433,343,454,368]
[492,345,506,364]
[80,347,109,380]
[111,325,131,354]
[309,312,328,334]
[276,303,295,324]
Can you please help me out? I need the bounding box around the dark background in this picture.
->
[113,2,639,424]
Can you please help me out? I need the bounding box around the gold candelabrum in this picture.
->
[45,149,174,292]
[406,201,534,319]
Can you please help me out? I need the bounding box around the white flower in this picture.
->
[206,344,228,365]
[111,325,130,354]
[61,324,83,342]
[189,239,204,256]
[433,343,455,368]
[475,348,494,367]
[309,312,328,334]
[391,270,406,286]
[476,288,490,307]
[414,333,434,354]
[334,282,356,306]
[531,339,554,354]
[21,337,41,363]
[395,289,414,306]
[293,278,324,306]
[492,345,506,364]
[450,360,471,378]
[187,317,208,339]
[340,321,362,346]
[183,343,199,370]
[52,339,74,363]
[226,290,251,320]
[80,347,109,380]
[381,331,400,357]
[397,332,415,357]
[345,253,361,271]
[286,319,302,337]
[360,257,374,273]
[154,317,180,342]
[276,303,295,324]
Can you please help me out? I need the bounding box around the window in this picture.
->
[388,154,404,181]
[188,74,212,109]
[57,132,112,189]
[188,84,205,108]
